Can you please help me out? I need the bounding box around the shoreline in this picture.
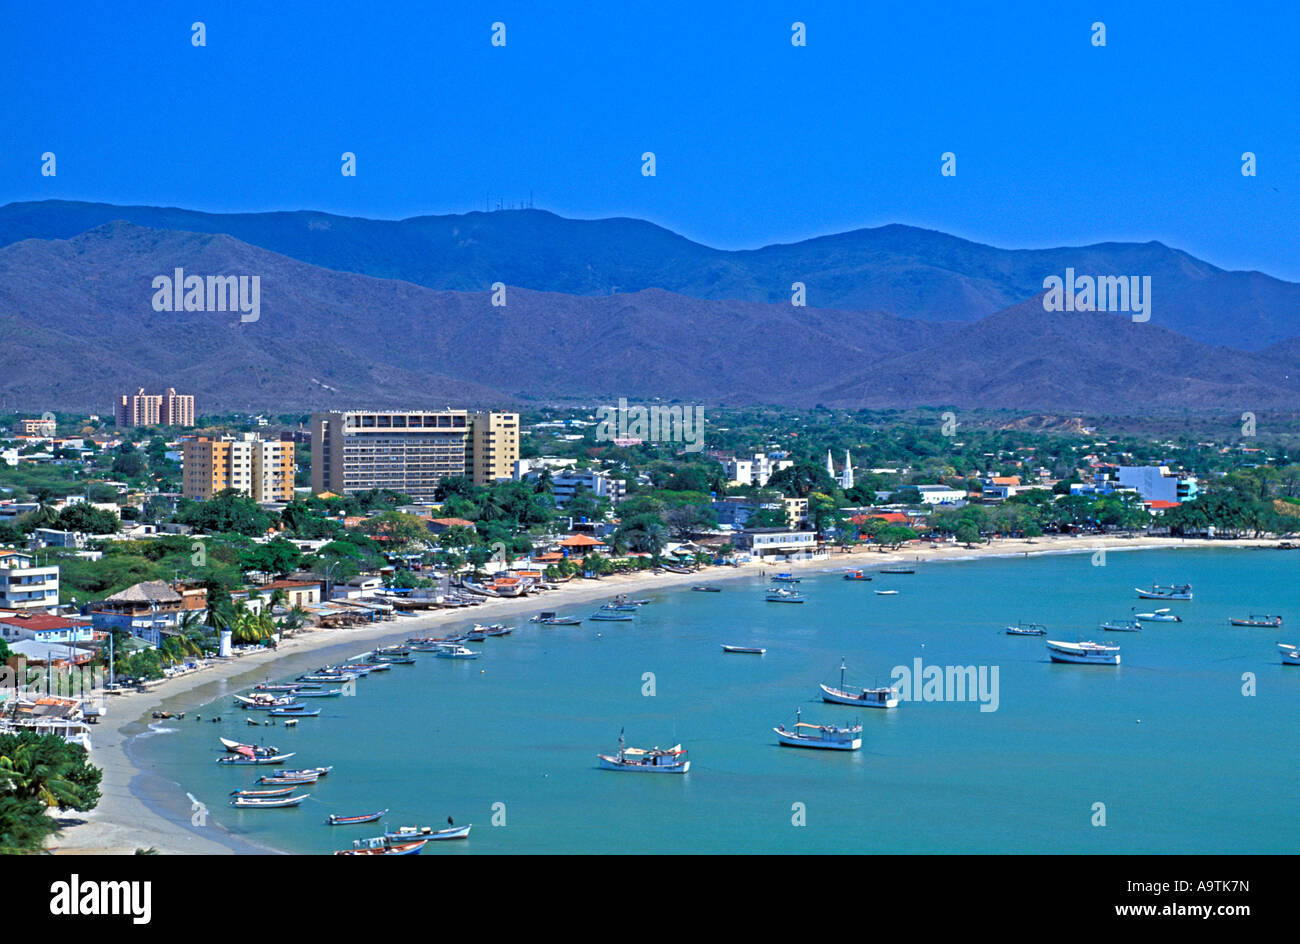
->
[48,534,1277,854]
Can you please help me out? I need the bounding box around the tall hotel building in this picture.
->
[467,412,519,485]
[116,387,195,428]
[183,433,295,502]
[311,410,470,501]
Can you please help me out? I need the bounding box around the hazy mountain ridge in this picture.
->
[3,200,1297,350]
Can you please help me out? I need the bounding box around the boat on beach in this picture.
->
[1046,640,1121,665]
[1135,583,1193,601]
[328,809,389,825]
[597,732,690,773]
[820,659,898,708]
[722,644,766,654]
[231,793,309,809]
[1230,614,1283,628]
[774,708,862,750]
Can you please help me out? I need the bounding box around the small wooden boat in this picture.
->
[334,839,428,856]
[1135,583,1192,601]
[1046,640,1121,665]
[880,567,915,575]
[691,586,722,592]
[842,570,872,581]
[288,688,343,698]
[722,645,766,654]
[339,663,382,674]
[601,603,640,612]
[774,708,862,750]
[771,573,800,583]
[531,611,582,625]
[1135,608,1181,623]
[1230,614,1283,628]
[233,693,302,709]
[216,752,296,766]
[268,766,333,779]
[230,785,297,798]
[1278,643,1300,665]
[820,659,897,708]
[590,610,634,621]
[298,673,355,683]
[434,645,480,659]
[269,707,320,717]
[874,590,899,596]
[1005,622,1047,636]
[220,737,281,755]
[598,732,690,773]
[384,824,472,841]
[328,809,389,825]
[1100,618,1141,633]
[258,774,318,785]
[254,682,317,692]
[230,793,309,809]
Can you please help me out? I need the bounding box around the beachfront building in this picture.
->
[116,387,194,428]
[0,611,93,645]
[311,410,469,502]
[1116,466,1198,504]
[89,581,185,646]
[467,412,520,486]
[183,433,295,502]
[0,551,60,613]
[735,527,818,561]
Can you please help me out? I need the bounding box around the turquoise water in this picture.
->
[133,547,1300,853]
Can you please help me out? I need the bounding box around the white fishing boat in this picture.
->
[590,610,634,621]
[1278,643,1300,665]
[1005,622,1047,636]
[874,589,899,596]
[230,793,309,808]
[1135,583,1193,601]
[774,708,862,750]
[1046,639,1121,665]
[385,823,472,841]
[765,588,804,603]
[1135,608,1181,623]
[820,659,898,708]
[597,730,690,773]
[434,645,480,659]
[1100,618,1142,633]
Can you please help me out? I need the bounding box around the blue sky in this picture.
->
[3,1,1298,278]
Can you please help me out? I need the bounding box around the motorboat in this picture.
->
[722,645,766,654]
[819,659,898,708]
[1100,618,1142,633]
[1135,608,1181,623]
[597,731,689,773]
[774,708,862,750]
[1135,583,1192,601]
[1046,639,1121,665]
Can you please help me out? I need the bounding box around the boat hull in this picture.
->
[597,755,690,773]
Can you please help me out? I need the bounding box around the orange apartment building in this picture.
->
[182,433,294,502]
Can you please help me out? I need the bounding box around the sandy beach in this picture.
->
[47,533,1277,854]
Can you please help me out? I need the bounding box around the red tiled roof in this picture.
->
[0,613,78,631]
[1146,500,1181,509]
[558,534,607,547]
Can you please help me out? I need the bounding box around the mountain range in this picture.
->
[0,201,1296,414]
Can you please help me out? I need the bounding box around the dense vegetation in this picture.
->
[0,731,102,854]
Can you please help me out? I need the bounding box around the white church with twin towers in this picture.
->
[826,449,853,490]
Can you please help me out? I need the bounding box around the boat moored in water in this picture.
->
[384,824,472,841]
[590,610,634,621]
[722,644,766,654]
[1135,583,1193,601]
[1230,614,1283,628]
[531,611,583,624]
[765,588,804,603]
[774,708,862,750]
[1005,622,1047,636]
[1046,640,1121,665]
[328,808,389,825]
[1135,608,1181,623]
[1100,618,1142,633]
[820,659,898,708]
[842,569,872,581]
[231,793,309,809]
[217,751,296,766]
[334,838,427,855]
[1278,643,1300,665]
[691,585,722,592]
[597,731,690,772]
[434,645,480,659]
